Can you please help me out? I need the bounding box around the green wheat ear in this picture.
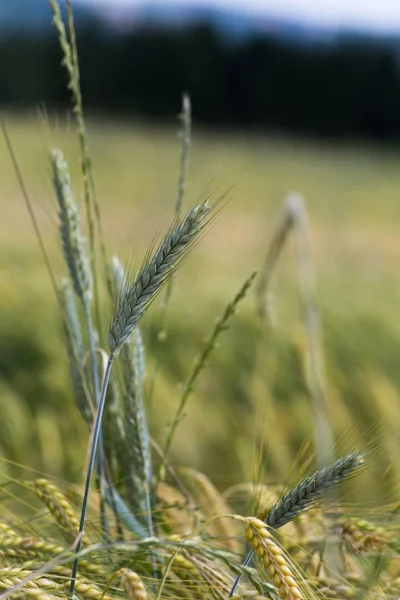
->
[109,201,212,358]
[51,148,92,307]
[265,451,366,529]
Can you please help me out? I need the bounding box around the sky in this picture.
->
[82,0,400,35]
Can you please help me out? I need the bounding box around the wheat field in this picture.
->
[1,113,400,498]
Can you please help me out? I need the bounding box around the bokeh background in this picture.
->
[1,0,400,502]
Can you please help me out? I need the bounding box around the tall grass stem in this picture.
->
[68,356,114,598]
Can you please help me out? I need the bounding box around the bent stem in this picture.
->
[84,305,109,542]
[287,194,334,469]
[68,356,114,599]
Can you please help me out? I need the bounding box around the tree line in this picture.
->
[2,23,400,139]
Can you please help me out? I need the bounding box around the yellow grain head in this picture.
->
[120,568,148,600]
[245,517,303,600]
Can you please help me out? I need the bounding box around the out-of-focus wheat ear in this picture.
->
[265,452,366,530]
[245,518,303,600]
[0,535,65,560]
[104,486,147,538]
[175,93,191,219]
[33,479,89,546]
[287,193,334,469]
[119,568,148,600]
[110,255,152,505]
[59,279,92,426]
[161,271,257,469]
[156,482,196,535]
[0,522,17,537]
[256,202,294,323]
[0,566,60,597]
[336,517,389,557]
[110,255,125,296]
[121,328,156,581]
[109,201,212,358]
[50,148,92,308]
[122,328,153,521]
[63,576,113,600]
[257,193,333,468]
[181,468,240,552]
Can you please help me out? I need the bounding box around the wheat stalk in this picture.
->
[257,194,334,469]
[70,203,212,596]
[52,147,108,543]
[49,0,109,308]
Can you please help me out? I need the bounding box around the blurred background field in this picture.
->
[2,113,400,504]
[2,0,400,508]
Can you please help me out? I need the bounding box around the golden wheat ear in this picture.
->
[246,517,303,600]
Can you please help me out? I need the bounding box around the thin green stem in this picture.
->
[68,356,114,599]
[160,272,256,476]
[84,305,109,542]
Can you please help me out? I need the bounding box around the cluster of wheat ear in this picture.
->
[1,1,400,599]
[2,459,400,600]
